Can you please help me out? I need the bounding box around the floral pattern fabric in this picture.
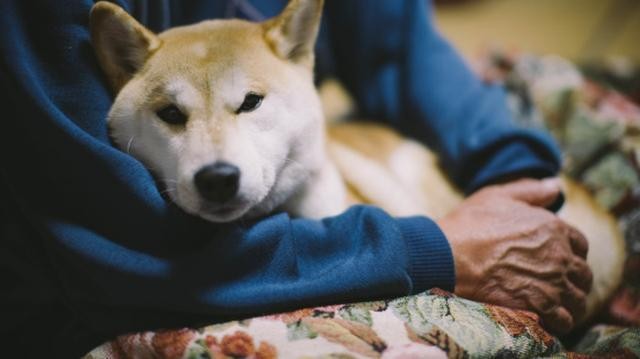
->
[85,289,639,358]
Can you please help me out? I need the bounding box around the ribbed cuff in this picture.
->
[465,141,560,195]
[397,217,455,294]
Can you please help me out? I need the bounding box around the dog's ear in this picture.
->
[263,0,324,67]
[90,1,161,92]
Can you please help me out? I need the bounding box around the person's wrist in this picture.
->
[436,216,471,297]
[397,217,455,294]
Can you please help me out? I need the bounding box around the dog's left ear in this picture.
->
[90,1,161,92]
[263,0,324,67]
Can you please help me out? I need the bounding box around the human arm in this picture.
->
[323,0,561,193]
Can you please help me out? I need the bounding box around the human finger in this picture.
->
[567,257,593,293]
[526,283,562,317]
[567,224,589,259]
[543,306,574,335]
[561,280,587,322]
[497,178,562,208]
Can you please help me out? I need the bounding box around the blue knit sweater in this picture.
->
[0,0,560,356]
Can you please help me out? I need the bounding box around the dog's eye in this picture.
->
[156,105,187,125]
[236,93,264,114]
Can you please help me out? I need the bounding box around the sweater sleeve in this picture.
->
[0,0,453,347]
[324,0,561,193]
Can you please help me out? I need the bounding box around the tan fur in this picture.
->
[137,21,294,105]
[263,0,324,67]
[92,2,312,100]
[90,2,161,91]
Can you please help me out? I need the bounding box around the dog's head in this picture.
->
[91,0,326,222]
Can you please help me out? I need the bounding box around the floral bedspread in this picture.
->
[85,54,640,358]
[85,289,639,358]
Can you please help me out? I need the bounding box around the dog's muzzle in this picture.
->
[194,161,240,204]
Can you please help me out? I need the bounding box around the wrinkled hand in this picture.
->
[438,178,592,335]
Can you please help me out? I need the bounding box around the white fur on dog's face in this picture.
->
[106,20,326,222]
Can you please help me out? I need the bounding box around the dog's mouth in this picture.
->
[205,204,242,217]
[198,198,252,222]
[156,176,256,222]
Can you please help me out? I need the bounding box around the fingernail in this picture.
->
[542,177,561,191]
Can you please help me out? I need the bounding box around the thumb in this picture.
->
[497,178,562,207]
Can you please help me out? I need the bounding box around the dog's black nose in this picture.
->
[194,162,240,203]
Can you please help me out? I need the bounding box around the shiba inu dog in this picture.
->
[90,0,623,321]
[91,0,346,223]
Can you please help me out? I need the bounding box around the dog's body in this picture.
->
[91,0,624,322]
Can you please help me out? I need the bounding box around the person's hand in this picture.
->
[438,178,592,335]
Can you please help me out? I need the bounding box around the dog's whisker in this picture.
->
[284,157,302,167]
[160,187,177,195]
[126,136,135,154]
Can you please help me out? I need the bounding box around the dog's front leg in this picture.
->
[284,160,349,219]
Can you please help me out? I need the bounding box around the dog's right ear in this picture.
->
[90,1,161,92]
[263,0,324,68]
